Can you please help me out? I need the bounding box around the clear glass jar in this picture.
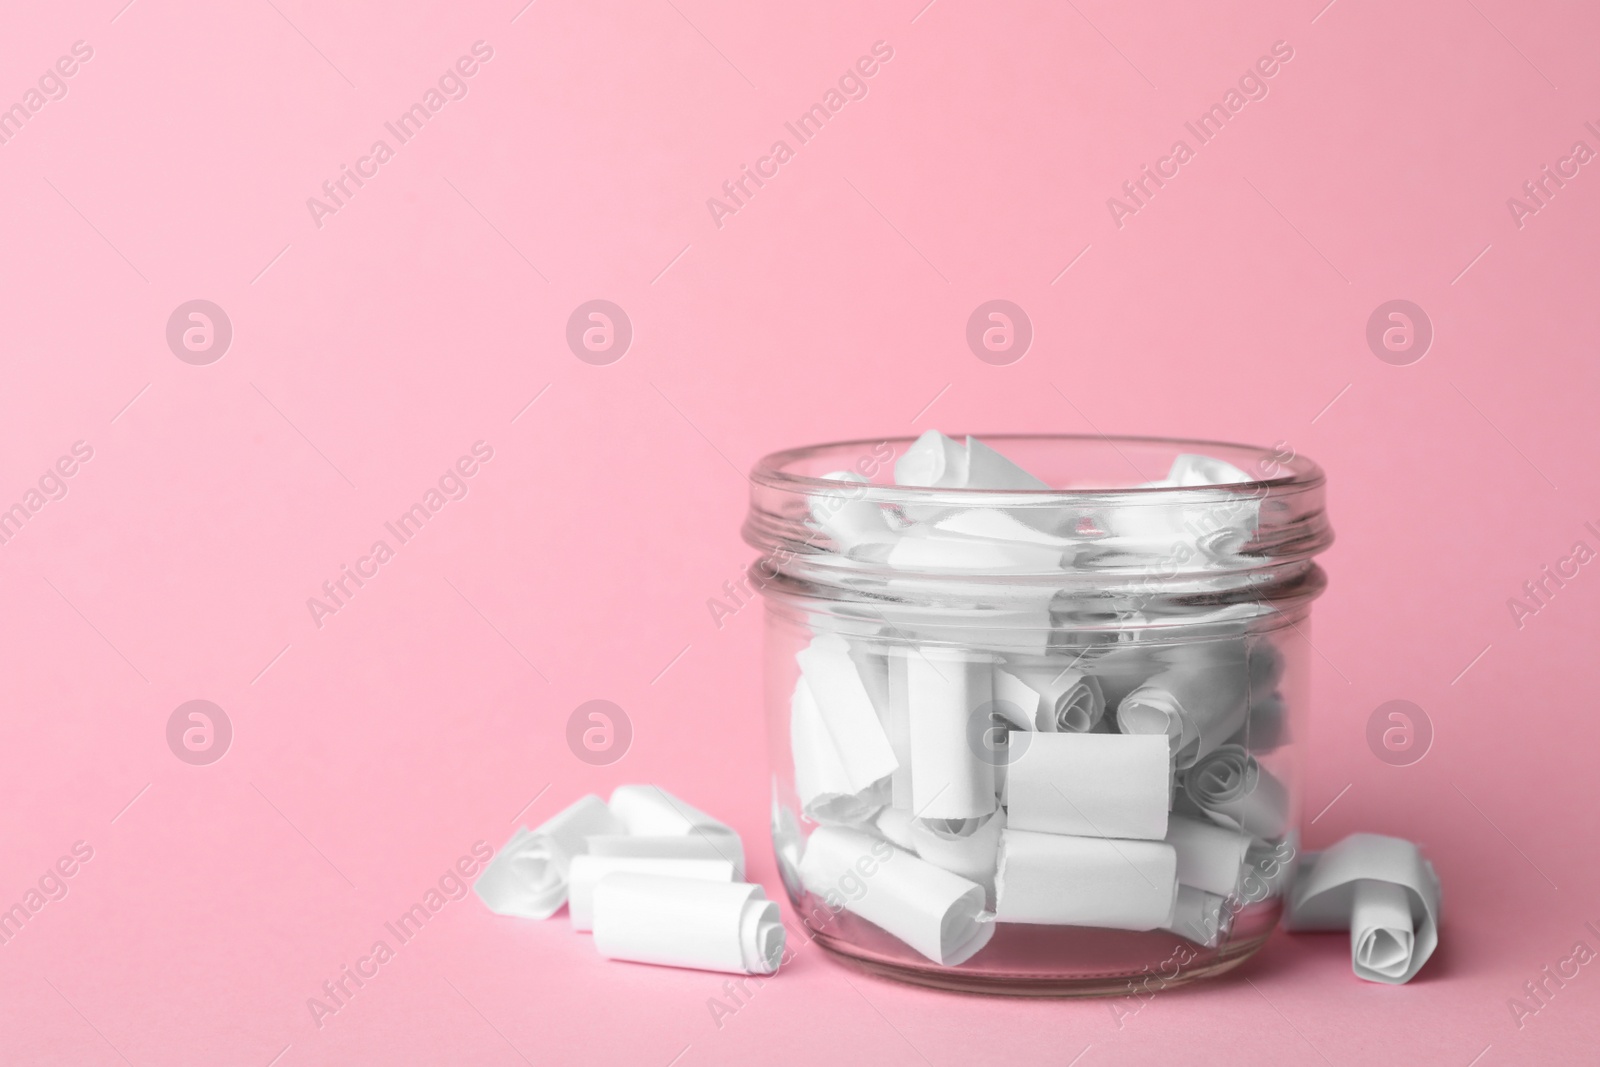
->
[744,434,1332,995]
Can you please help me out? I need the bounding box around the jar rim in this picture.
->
[749,433,1323,500]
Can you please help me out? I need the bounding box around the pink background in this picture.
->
[2,0,1597,1063]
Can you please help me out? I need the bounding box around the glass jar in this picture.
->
[744,434,1332,995]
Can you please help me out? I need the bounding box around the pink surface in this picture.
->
[1,0,1596,1063]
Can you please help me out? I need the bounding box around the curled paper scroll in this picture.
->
[810,471,893,553]
[895,431,1047,491]
[799,826,994,966]
[886,529,1066,572]
[795,634,900,792]
[994,665,1106,733]
[592,874,785,976]
[905,647,996,820]
[791,675,890,825]
[1162,884,1230,948]
[1283,833,1441,984]
[1118,644,1251,769]
[567,855,735,932]
[873,806,919,853]
[1164,815,1250,898]
[995,829,1177,930]
[473,795,623,920]
[1182,745,1289,840]
[909,809,1006,906]
[1004,732,1170,841]
[609,785,745,879]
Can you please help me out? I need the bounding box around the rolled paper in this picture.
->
[585,833,738,864]
[592,874,785,976]
[1118,644,1251,768]
[1162,884,1230,948]
[810,471,894,552]
[609,785,745,878]
[909,809,1006,906]
[873,806,919,853]
[994,829,1177,930]
[964,437,1050,490]
[1164,815,1250,897]
[474,795,623,919]
[1166,453,1253,487]
[894,431,1048,491]
[905,647,996,819]
[772,785,805,898]
[798,826,993,966]
[791,676,889,825]
[1241,834,1298,900]
[934,508,1067,547]
[884,649,915,808]
[886,529,1065,572]
[795,634,899,792]
[1089,642,1161,711]
[1283,833,1441,984]
[1004,731,1170,841]
[1182,745,1289,840]
[567,855,736,931]
[995,664,1105,733]
[895,429,968,488]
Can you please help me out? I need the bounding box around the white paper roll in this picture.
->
[1118,645,1251,769]
[1164,815,1250,898]
[1004,731,1170,841]
[873,806,919,853]
[905,647,996,819]
[798,826,993,966]
[791,676,889,825]
[810,471,894,552]
[995,664,1106,733]
[994,829,1177,929]
[609,785,745,878]
[584,833,737,865]
[795,634,900,791]
[592,874,785,976]
[1284,833,1441,984]
[886,530,1066,572]
[895,429,968,488]
[909,809,1006,906]
[473,795,624,920]
[1162,884,1229,948]
[1182,745,1289,840]
[567,855,736,931]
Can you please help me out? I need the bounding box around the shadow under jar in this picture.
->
[744,434,1333,996]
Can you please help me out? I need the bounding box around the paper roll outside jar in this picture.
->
[591,874,786,976]
[473,795,623,920]
[566,855,736,932]
[608,785,745,878]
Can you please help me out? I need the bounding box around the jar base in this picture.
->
[810,929,1272,998]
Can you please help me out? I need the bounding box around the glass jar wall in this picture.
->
[745,434,1332,995]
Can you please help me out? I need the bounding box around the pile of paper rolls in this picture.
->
[788,431,1294,966]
